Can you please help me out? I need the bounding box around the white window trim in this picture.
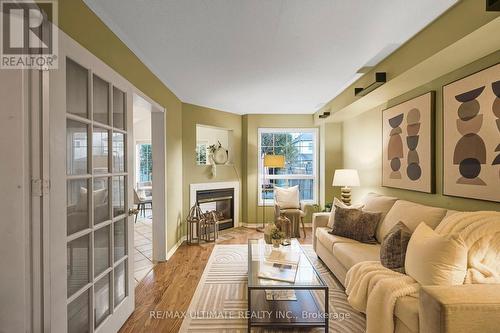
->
[257,127,319,206]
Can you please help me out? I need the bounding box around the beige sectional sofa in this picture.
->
[312,193,500,333]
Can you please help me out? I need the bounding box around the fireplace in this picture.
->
[196,188,234,230]
[190,181,240,229]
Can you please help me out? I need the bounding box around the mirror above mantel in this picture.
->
[195,124,233,166]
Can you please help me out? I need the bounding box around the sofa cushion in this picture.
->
[380,221,412,273]
[316,227,357,251]
[330,205,381,244]
[405,223,467,286]
[327,197,364,228]
[378,200,447,242]
[395,295,419,332]
[332,242,381,270]
[362,192,398,220]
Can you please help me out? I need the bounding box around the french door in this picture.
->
[49,32,135,332]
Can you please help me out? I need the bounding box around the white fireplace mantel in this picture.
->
[189,181,240,228]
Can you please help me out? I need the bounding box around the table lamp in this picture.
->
[257,154,285,232]
[332,169,360,205]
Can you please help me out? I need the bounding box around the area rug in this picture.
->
[179,244,366,332]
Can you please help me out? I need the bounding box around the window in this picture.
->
[136,143,152,183]
[196,140,208,165]
[258,128,318,206]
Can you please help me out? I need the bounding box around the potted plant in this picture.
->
[270,226,285,248]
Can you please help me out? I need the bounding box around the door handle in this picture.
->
[128,208,139,216]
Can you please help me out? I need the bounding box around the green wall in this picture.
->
[182,108,322,228]
[321,122,343,206]
[58,0,184,252]
[342,50,500,211]
[242,114,319,224]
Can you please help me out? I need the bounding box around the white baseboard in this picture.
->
[166,236,187,260]
[243,223,312,228]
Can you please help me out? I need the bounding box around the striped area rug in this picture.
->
[179,244,366,332]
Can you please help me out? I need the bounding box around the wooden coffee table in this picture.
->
[247,239,328,331]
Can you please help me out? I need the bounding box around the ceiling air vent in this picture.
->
[486,0,500,11]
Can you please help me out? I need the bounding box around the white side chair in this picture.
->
[273,185,306,238]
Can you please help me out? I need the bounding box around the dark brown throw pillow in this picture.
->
[380,221,412,273]
[329,205,381,244]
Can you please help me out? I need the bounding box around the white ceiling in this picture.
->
[84,0,457,115]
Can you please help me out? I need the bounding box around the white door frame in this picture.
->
[132,92,168,262]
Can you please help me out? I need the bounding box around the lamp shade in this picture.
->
[332,169,360,187]
[264,154,285,168]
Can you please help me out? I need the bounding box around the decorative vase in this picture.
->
[276,213,291,243]
[263,223,274,244]
[272,239,281,248]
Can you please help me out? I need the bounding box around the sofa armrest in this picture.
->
[419,284,500,333]
[312,212,330,251]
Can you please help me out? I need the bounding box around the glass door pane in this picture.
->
[67,289,90,333]
[67,234,90,297]
[92,127,109,174]
[114,261,126,307]
[93,75,110,125]
[66,59,88,119]
[67,120,88,175]
[113,87,125,130]
[113,219,126,261]
[112,176,125,217]
[112,132,125,173]
[94,225,110,277]
[94,274,111,327]
[65,56,130,333]
[67,179,89,235]
[93,178,110,224]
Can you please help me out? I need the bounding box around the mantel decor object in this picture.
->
[208,141,229,177]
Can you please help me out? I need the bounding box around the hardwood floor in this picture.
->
[119,227,313,333]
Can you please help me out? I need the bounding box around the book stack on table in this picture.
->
[258,247,301,301]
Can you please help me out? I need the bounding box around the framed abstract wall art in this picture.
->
[443,63,500,202]
[382,92,435,193]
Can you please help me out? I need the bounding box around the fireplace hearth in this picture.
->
[196,188,234,230]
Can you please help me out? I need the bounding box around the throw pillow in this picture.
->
[274,185,300,209]
[405,223,467,285]
[329,206,381,244]
[380,221,412,273]
[327,197,364,228]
